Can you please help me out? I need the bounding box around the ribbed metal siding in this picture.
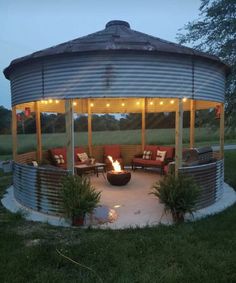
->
[179,159,224,209]
[194,60,225,102]
[10,53,225,106]
[13,163,68,215]
[43,54,193,99]
[10,63,43,106]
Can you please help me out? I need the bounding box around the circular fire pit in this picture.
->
[107,170,131,186]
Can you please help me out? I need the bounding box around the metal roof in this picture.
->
[4,20,228,79]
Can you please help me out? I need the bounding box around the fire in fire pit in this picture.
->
[107,156,131,186]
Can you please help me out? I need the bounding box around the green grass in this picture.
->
[1,127,235,155]
[0,152,236,282]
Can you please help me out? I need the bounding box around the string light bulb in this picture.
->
[73,101,77,106]
[49,99,53,103]
[150,101,154,105]
[170,100,174,104]
[121,103,125,107]
[90,103,94,107]
[106,103,110,107]
[55,100,59,104]
[183,97,187,102]
[159,101,164,105]
[136,101,140,105]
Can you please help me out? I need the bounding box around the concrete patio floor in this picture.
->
[2,169,236,229]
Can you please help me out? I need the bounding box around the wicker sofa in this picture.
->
[131,145,175,175]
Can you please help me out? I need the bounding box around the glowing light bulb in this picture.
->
[183,97,187,102]
[49,99,53,103]
[55,100,59,104]
[150,101,154,105]
[45,101,48,104]
[170,100,174,104]
[106,103,110,107]
[41,100,45,104]
[73,102,77,106]
[160,101,164,105]
[90,103,94,107]
[121,103,125,107]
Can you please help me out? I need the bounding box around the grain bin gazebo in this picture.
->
[4,20,228,216]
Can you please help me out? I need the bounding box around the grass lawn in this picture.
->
[0,152,236,282]
[1,127,235,156]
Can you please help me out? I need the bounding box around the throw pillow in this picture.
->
[32,161,38,167]
[142,150,152,160]
[77,152,89,162]
[156,150,166,162]
[54,154,65,164]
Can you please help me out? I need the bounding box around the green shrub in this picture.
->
[60,175,101,219]
[151,173,200,223]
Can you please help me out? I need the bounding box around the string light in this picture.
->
[121,103,125,107]
[149,101,154,105]
[159,101,164,105]
[73,101,77,106]
[49,99,53,103]
[90,103,94,107]
[55,100,59,104]
[183,97,187,102]
[136,101,140,105]
[106,103,110,107]
[170,100,174,104]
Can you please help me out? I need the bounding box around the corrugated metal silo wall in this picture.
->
[10,53,225,106]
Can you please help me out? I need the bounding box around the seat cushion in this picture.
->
[132,158,164,167]
[104,145,121,159]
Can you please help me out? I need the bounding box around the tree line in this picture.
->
[0,105,217,134]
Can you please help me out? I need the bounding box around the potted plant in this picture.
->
[60,175,101,226]
[151,173,200,224]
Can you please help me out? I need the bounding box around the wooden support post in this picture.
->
[220,103,224,159]
[12,106,17,161]
[35,101,42,162]
[88,99,92,156]
[65,100,74,174]
[175,99,183,177]
[141,98,146,152]
[190,99,196,148]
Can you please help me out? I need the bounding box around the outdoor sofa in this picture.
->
[131,145,175,175]
[49,146,88,169]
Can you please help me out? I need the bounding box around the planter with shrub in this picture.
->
[60,175,101,226]
[151,173,200,224]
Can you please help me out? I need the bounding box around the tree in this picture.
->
[0,106,11,134]
[177,0,236,131]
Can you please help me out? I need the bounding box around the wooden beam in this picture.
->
[141,98,146,151]
[175,99,183,177]
[65,100,74,173]
[220,103,224,159]
[88,99,92,156]
[190,99,196,148]
[12,106,17,161]
[35,101,42,162]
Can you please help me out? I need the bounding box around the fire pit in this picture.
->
[107,170,131,186]
[106,155,131,186]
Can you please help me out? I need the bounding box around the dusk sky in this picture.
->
[1,0,201,108]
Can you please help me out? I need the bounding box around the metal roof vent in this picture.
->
[105,20,130,29]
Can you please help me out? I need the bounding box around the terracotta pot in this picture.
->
[72,215,84,226]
